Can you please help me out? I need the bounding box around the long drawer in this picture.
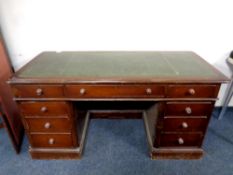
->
[165,102,213,116]
[163,117,208,132]
[167,85,218,98]
[29,133,74,148]
[160,133,203,147]
[12,85,64,98]
[19,102,70,116]
[65,85,165,98]
[24,117,72,132]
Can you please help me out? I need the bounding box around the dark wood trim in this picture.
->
[13,97,219,101]
[9,77,229,84]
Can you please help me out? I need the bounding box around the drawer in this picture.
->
[65,84,165,98]
[165,102,213,116]
[19,102,70,116]
[12,85,64,98]
[30,133,74,148]
[24,117,72,132]
[167,85,218,98]
[160,133,203,147]
[163,117,208,132]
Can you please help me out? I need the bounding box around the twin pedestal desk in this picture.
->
[9,51,228,159]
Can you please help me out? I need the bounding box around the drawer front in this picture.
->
[160,133,203,147]
[12,85,64,98]
[24,117,72,132]
[163,117,208,132]
[19,102,70,116]
[167,85,218,98]
[65,85,165,98]
[30,133,74,148]
[165,102,213,116]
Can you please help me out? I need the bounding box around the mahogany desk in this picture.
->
[9,51,228,159]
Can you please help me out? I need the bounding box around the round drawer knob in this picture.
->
[48,138,55,145]
[40,106,47,112]
[178,137,184,145]
[36,88,43,96]
[44,122,51,129]
[188,88,195,95]
[80,88,86,95]
[182,122,188,128]
[185,107,192,114]
[146,88,152,95]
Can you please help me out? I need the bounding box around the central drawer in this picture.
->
[30,133,74,148]
[24,117,72,132]
[65,85,165,98]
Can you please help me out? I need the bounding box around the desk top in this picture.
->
[12,51,228,83]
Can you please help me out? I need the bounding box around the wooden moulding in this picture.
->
[29,111,90,159]
[143,111,203,160]
[150,148,204,160]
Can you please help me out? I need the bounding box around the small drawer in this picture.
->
[65,84,165,98]
[19,102,70,116]
[12,85,64,98]
[167,85,218,98]
[165,102,213,116]
[160,133,203,147]
[163,117,208,132]
[30,133,74,148]
[24,117,72,132]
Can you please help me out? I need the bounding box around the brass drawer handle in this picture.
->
[44,122,51,129]
[178,137,184,145]
[80,88,86,95]
[185,107,192,114]
[188,88,195,95]
[146,88,152,95]
[36,88,43,96]
[182,122,188,128]
[40,106,47,112]
[48,138,55,145]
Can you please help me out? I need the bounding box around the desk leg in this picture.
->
[143,104,204,160]
[30,111,90,159]
[218,79,233,120]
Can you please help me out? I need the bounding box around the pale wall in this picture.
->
[0,0,232,106]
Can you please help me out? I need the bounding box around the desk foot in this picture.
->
[150,148,203,159]
[29,148,82,159]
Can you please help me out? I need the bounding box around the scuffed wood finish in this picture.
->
[8,51,229,159]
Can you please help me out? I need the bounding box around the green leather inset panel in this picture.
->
[18,51,218,78]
